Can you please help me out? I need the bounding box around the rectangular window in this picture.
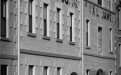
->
[57,67,61,75]
[86,19,90,47]
[86,69,90,75]
[98,0,102,6]
[1,0,7,37]
[110,28,113,52]
[28,65,34,75]
[98,26,103,55]
[43,3,49,36]
[110,71,112,75]
[70,12,75,42]
[28,0,33,33]
[44,66,49,75]
[1,65,8,75]
[57,8,61,39]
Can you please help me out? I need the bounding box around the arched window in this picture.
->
[96,69,105,75]
[70,72,78,75]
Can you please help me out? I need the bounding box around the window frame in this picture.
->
[43,3,50,37]
[1,65,8,75]
[69,12,75,42]
[97,26,103,55]
[1,0,9,38]
[86,19,90,47]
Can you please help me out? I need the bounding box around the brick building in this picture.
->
[83,0,116,75]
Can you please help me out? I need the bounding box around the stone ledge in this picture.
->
[20,49,82,60]
[0,54,18,60]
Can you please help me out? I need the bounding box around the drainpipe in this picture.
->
[81,0,84,75]
[18,0,20,75]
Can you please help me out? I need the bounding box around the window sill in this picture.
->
[109,51,113,54]
[69,41,75,45]
[43,36,50,40]
[56,39,63,43]
[28,32,36,37]
[1,37,11,42]
[86,46,91,49]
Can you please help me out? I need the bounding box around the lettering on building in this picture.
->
[57,0,78,8]
[85,1,112,22]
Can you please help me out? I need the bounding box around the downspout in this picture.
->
[81,0,84,75]
[18,0,20,75]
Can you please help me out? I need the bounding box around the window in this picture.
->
[70,12,75,42]
[98,0,102,6]
[86,19,90,47]
[86,69,90,75]
[29,0,33,33]
[57,8,61,39]
[1,0,7,38]
[57,67,61,75]
[98,26,103,55]
[43,3,50,37]
[28,65,34,75]
[110,71,112,75]
[1,65,8,75]
[110,28,113,53]
[44,66,49,75]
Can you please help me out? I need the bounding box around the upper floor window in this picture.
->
[57,8,61,39]
[1,0,7,38]
[98,26,103,55]
[28,0,33,33]
[70,12,75,42]
[98,0,102,6]
[86,19,90,47]
[43,3,50,37]
[110,28,113,53]
[86,69,90,75]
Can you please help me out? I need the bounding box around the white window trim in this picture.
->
[110,28,113,52]
[59,9,62,39]
[55,2,63,39]
[47,5,50,37]
[6,0,9,38]
[86,19,90,47]
[32,1,36,34]
[72,13,75,42]
[102,0,104,7]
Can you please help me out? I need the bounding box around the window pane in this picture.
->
[1,65,7,75]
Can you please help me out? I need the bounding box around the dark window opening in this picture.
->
[29,0,33,33]
[1,0,7,37]
[57,67,61,75]
[43,3,48,36]
[29,65,34,75]
[1,65,7,75]
[70,12,73,42]
[86,20,89,46]
[57,8,61,39]
[44,66,48,75]
[98,0,102,6]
